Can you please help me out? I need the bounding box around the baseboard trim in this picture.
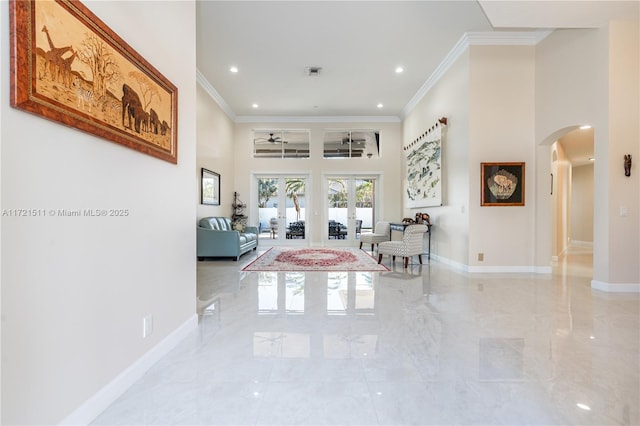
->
[467,265,540,273]
[591,280,640,293]
[535,265,553,274]
[571,240,593,248]
[430,254,468,272]
[60,314,198,425]
[431,254,551,274]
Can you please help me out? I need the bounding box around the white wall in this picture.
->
[536,23,639,288]
[571,164,594,244]
[196,85,235,220]
[607,20,639,285]
[232,121,403,244]
[468,45,536,270]
[1,1,197,424]
[402,51,471,266]
[551,141,571,257]
[402,45,538,271]
[535,28,609,274]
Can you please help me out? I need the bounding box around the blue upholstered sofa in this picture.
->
[197,217,258,260]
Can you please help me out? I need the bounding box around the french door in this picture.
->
[325,176,377,245]
[255,175,308,245]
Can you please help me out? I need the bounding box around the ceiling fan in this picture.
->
[255,133,288,144]
[329,131,366,145]
[340,135,366,144]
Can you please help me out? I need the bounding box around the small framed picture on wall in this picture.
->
[480,162,525,206]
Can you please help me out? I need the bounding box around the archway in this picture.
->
[539,125,594,272]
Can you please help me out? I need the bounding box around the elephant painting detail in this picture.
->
[487,169,518,200]
[121,84,170,138]
[128,102,146,133]
[160,120,170,136]
[480,162,525,206]
[121,83,144,133]
[149,108,160,134]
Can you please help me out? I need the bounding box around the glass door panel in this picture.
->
[327,178,348,241]
[257,175,307,245]
[284,177,306,241]
[354,178,374,240]
[326,176,376,245]
[257,177,280,241]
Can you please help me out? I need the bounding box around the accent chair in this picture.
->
[377,224,428,268]
[269,217,278,238]
[359,220,390,250]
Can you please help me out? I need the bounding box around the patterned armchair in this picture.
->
[377,224,428,268]
[359,221,390,250]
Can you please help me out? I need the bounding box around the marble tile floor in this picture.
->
[93,246,639,425]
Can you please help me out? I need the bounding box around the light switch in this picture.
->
[620,207,628,217]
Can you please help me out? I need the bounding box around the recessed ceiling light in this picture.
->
[229,66,238,73]
[580,125,591,129]
[252,103,259,108]
[589,157,595,161]
[395,66,404,74]
[377,103,384,108]
[576,403,591,411]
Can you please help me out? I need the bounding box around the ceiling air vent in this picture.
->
[306,66,322,77]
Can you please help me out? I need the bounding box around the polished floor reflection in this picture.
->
[93,246,639,425]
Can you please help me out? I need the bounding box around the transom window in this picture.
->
[323,130,380,159]
[253,130,310,158]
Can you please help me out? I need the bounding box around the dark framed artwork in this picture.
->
[9,0,178,163]
[481,162,525,206]
[201,168,220,206]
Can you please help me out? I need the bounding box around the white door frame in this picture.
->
[252,173,311,247]
[323,173,381,246]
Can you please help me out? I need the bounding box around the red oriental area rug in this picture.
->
[242,247,390,272]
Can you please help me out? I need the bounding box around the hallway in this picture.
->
[93,247,639,425]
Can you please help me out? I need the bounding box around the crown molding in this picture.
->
[196,70,400,124]
[235,115,401,124]
[466,30,553,45]
[198,30,553,124]
[401,33,470,119]
[196,69,236,121]
[401,30,553,119]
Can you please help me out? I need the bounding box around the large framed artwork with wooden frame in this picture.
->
[9,0,178,163]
